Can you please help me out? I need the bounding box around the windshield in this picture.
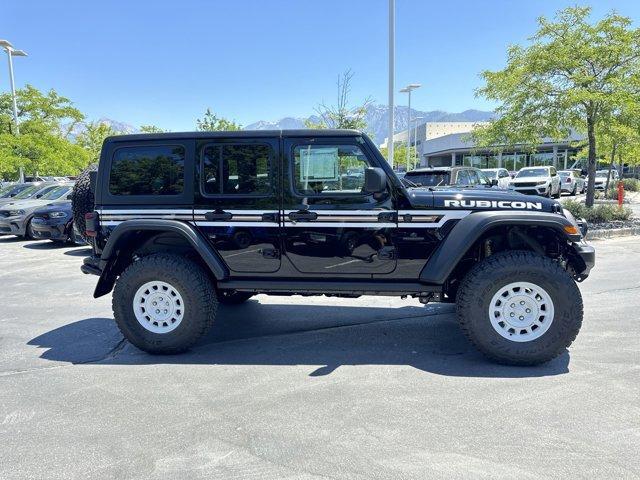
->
[516,168,548,178]
[558,172,570,177]
[404,171,450,187]
[12,185,41,199]
[40,185,71,200]
[595,172,608,178]
[1,184,30,198]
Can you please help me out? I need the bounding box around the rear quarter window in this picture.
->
[109,145,185,196]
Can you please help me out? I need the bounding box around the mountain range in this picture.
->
[77,105,494,145]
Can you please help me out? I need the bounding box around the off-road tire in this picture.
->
[218,290,254,305]
[71,163,97,242]
[113,254,217,354]
[456,251,583,365]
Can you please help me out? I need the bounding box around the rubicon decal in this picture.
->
[444,200,543,210]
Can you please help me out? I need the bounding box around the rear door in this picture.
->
[192,137,281,274]
[280,136,396,276]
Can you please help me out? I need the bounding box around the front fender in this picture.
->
[419,210,580,285]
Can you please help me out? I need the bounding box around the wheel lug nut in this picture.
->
[163,309,168,314]
[156,309,160,314]
[526,308,531,313]
[511,303,515,308]
[519,316,524,320]
[520,301,525,305]
[153,302,157,306]
[510,312,515,317]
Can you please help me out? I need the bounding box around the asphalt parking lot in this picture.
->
[1,235,639,479]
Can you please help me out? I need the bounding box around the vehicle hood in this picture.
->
[32,201,72,215]
[511,176,549,183]
[406,187,559,213]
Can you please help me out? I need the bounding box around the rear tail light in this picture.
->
[85,212,99,237]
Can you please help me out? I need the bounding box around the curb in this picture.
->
[587,226,640,241]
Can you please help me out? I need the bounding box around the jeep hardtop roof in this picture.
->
[103,129,364,144]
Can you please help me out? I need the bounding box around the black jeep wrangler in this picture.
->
[74,129,594,365]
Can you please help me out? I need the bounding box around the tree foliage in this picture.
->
[196,108,242,131]
[0,84,84,137]
[75,121,119,164]
[305,70,371,131]
[473,6,640,206]
[379,143,419,171]
[140,125,168,133]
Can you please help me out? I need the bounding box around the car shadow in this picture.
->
[28,302,570,378]
[63,247,93,256]
[0,235,24,243]
[22,241,63,249]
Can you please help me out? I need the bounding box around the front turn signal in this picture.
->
[564,225,579,235]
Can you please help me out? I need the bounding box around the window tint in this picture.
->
[293,144,371,194]
[467,170,481,185]
[404,171,450,187]
[109,145,184,196]
[202,144,272,195]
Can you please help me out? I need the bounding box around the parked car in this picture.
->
[30,201,85,244]
[0,182,62,207]
[404,166,497,188]
[481,168,511,189]
[558,170,586,195]
[589,169,619,190]
[0,183,74,238]
[0,183,35,201]
[509,166,561,198]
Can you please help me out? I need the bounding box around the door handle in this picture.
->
[288,211,318,222]
[205,211,233,221]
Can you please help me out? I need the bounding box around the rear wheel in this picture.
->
[456,251,583,365]
[112,253,217,354]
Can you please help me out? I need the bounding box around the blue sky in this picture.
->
[3,0,640,130]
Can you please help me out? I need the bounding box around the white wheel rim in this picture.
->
[133,281,185,334]
[489,281,554,342]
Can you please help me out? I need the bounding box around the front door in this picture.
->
[193,137,281,274]
[281,137,396,276]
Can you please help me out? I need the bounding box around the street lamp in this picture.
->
[388,0,395,168]
[0,40,28,135]
[413,116,424,170]
[400,83,420,171]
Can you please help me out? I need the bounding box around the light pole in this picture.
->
[400,83,420,171]
[388,0,395,168]
[413,116,424,170]
[0,40,27,135]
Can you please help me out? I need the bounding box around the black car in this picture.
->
[74,129,594,365]
[30,201,85,244]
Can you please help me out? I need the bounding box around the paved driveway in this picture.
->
[1,236,639,479]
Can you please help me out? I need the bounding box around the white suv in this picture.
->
[510,166,561,198]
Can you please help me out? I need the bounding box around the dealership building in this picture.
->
[419,130,585,171]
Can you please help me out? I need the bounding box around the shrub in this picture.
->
[622,178,640,192]
[562,200,633,223]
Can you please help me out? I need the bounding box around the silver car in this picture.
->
[558,170,586,195]
[0,184,74,239]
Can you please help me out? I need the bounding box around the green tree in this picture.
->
[0,133,89,180]
[379,143,419,171]
[473,6,640,206]
[0,85,84,137]
[76,121,118,163]
[196,108,242,131]
[140,124,167,133]
[305,70,371,131]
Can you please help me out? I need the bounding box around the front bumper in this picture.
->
[0,216,27,236]
[31,217,69,241]
[511,185,549,196]
[571,241,596,281]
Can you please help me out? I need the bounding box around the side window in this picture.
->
[109,145,184,196]
[550,167,557,176]
[457,170,470,186]
[292,144,371,195]
[499,169,509,178]
[202,144,272,195]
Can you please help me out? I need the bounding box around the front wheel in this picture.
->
[112,254,217,354]
[456,251,583,365]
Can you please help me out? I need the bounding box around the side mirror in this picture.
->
[363,167,387,194]
[490,179,498,186]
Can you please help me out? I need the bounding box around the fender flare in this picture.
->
[419,210,579,285]
[94,219,228,298]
